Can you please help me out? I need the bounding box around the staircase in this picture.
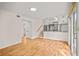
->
[36,24,43,37]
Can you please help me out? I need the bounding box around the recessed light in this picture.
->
[30,8,37,11]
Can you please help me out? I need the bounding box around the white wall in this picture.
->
[0,10,43,48]
[0,10,35,48]
[0,10,25,48]
[44,32,68,41]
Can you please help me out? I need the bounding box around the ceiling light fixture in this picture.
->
[30,8,37,11]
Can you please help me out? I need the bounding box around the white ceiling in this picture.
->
[0,2,69,19]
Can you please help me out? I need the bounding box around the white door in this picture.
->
[22,19,32,37]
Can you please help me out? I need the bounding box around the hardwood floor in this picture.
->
[0,37,71,56]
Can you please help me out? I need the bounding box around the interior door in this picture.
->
[22,19,32,37]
